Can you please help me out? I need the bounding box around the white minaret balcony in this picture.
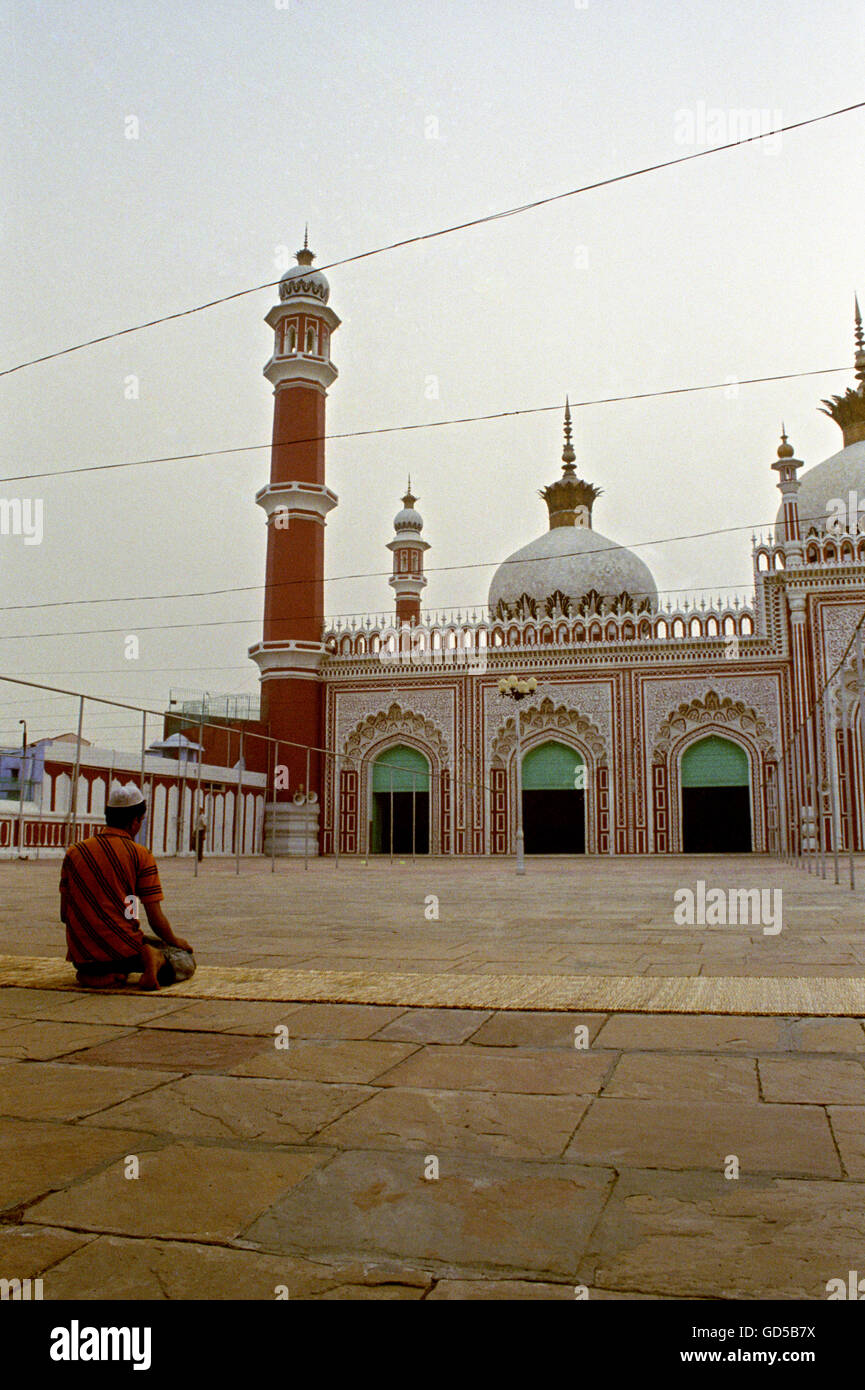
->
[389,574,427,596]
[248,640,327,681]
[255,481,338,526]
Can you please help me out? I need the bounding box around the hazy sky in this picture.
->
[1,0,863,751]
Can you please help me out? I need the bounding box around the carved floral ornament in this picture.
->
[490,697,608,767]
[341,701,449,769]
[830,663,863,718]
[652,689,776,764]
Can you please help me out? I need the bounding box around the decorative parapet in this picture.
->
[322,593,759,668]
[756,525,865,565]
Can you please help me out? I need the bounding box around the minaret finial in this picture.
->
[562,396,576,469]
[297,226,315,266]
[855,293,865,388]
[777,424,794,459]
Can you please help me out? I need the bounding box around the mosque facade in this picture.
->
[208,242,865,859]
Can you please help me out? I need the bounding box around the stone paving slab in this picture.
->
[374,1008,492,1044]
[425,1279,660,1299]
[0,1225,97,1281]
[66,1028,271,1073]
[276,1003,408,1038]
[0,1060,181,1122]
[0,1020,134,1061]
[27,1143,329,1242]
[87,1074,376,1144]
[242,1149,614,1278]
[593,1014,791,1051]
[469,1011,608,1048]
[45,994,200,1026]
[789,1018,865,1051]
[0,987,101,1020]
[144,1000,306,1035]
[38,1234,431,1300]
[602,1053,760,1103]
[427,1278,575,1299]
[230,1038,420,1084]
[316,1087,591,1159]
[827,1107,865,1178]
[577,1171,865,1299]
[564,1099,841,1176]
[373,1044,614,1096]
[0,1119,154,1212]
[758,1057,865,1105]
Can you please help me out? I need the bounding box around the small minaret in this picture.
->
[387,479,429,626]
[772,424,804,546]
[540,398,602,529]
[819,295,865,447]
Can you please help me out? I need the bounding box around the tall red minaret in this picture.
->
[387,479,429,625]
[248,232,340,853]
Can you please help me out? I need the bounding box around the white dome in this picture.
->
[488,524,658,612]
[279,242,330,304]
[394,506,423,532]
[776,440,865,534]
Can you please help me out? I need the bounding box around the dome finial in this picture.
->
[562,396,576,470]
[777,424,794,459]
[297,226,315,267]
[819,295,865,442]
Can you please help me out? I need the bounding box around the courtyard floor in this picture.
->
[1,854,864,1299]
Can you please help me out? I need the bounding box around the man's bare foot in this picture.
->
[138,941,165,991]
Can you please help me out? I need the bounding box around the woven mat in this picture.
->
[1,954,865,1015]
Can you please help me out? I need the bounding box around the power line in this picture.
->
[0,510,836,639]
[0,364,852,486]
[1,577,756,617]
[2,99,863,380]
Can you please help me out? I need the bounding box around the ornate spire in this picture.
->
[402,476,417,508]
[562,397,576,471]
[540,400,601,530]
[818,296,865,445]
[297,227,315,267]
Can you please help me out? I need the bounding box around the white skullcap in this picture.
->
[107,780,146,809]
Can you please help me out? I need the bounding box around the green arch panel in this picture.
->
[681,735,749,788]
[372,745,430,792]
[522,741,584,790]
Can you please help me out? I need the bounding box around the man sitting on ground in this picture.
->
[60,781,193,990]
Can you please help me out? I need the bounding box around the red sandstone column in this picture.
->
[248,238,340,855]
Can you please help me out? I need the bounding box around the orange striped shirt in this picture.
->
[60,828,164,967]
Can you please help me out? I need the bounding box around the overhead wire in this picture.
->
[2,98,863,379]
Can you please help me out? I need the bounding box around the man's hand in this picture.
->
[144,902,193,955]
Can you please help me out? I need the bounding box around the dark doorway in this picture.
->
[682,786,752,852]
[523,789,585,854]
[372,791,430,854]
